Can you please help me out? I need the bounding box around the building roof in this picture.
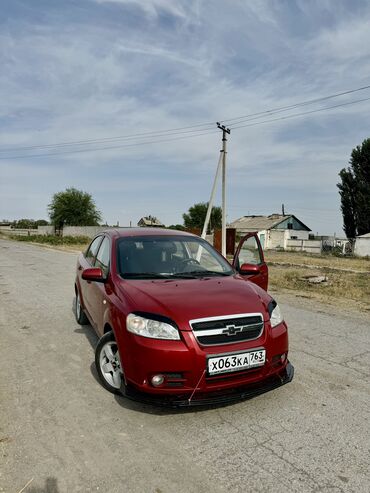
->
[137,216,164,227]
[229,214,311,231]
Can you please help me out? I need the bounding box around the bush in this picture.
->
[9,234,90,246]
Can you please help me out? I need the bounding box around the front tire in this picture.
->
[75,290,89,325]
[95,331,123,395]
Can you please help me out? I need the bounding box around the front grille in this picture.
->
[190,314,264,346]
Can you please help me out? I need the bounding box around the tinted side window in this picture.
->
[95,237,110,276]
[86,236,103,264]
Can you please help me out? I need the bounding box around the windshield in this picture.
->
[117,235,234,279]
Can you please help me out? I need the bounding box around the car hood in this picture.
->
[117,275,271,330]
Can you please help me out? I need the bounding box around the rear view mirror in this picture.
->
[239,263,261,275]
[82,267,106,283]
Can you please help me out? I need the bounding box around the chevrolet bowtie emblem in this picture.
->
[222,324,244,336]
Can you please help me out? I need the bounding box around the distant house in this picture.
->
[354,233,370,257]
[137,216,164,228]
[229,214,312,250]
[0,221,12,231]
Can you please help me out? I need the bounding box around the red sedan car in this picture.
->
[75,228,293,406]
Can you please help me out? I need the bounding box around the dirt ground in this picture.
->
[1,238,369,493]
[0,236,370,493]
[265,250,370,313]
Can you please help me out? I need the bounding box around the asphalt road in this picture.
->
[0,239,369,493]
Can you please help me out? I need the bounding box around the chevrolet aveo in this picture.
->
[75,228,293,406]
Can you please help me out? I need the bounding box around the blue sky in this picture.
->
[1,0,370,235]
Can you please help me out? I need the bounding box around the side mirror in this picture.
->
[239,263,261,275]
[82,267,106,283]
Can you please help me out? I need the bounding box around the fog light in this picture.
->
[281,353,287,363]
[151,375,165,387]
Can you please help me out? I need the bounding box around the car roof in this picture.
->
[101,227,198,239]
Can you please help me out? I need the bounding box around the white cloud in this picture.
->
[0,0,369,234]
[93,0,190,19]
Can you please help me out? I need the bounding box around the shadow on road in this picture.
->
[27,478,59,493]
[74,325,98,351]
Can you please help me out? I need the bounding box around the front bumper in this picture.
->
[123,361,294,408]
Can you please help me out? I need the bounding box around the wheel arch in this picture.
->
[103,322,113,335]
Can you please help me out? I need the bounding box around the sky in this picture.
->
[0,0,370,235]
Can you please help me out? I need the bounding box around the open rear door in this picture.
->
[232,232,268,291]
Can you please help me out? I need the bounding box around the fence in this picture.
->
[4,228,39,236]
[322,238,354,255]
[285,239,322,254]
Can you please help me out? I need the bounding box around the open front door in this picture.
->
[232,232,268,291]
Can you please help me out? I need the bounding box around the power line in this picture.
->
[0,123,216,153]
[221,84,370,125]
[230,96,370,130]
[0,87,369,160]
[0,85,370,152]
[0,129,219,160]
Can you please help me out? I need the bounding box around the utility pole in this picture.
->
[201,151,223,239]
[217,122,230,257]
[201,123,230,257]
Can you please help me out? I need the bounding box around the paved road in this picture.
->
[0,239,369,493]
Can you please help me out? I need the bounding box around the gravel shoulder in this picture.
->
[0,239,369,493]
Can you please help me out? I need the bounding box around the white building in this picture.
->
[354,233,370,257]
[229,214,320,252]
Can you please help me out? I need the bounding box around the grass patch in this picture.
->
[269,264,370,306]
[265,249,370,272]
[8,234,90,246]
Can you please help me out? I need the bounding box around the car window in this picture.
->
[237,236,262,266]
[85,236,103,264]
[117,236,234,278]
[189,243,224,272]
[94,237,110,277]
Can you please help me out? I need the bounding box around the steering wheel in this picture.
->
[180,257,201,266]
[175,257,201,273]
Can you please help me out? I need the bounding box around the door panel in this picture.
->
[78,235,104,328]
[90,236,111,335]
[232,233,268,290]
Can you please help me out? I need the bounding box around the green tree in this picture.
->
[14,219,36,229]
[48,188,102,229]
[182,202,222,232]
[35,219,49,227]
[167,224,186,231]
[337,138,370,238]
[12,219,48,229]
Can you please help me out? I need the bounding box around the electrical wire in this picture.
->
[229,96,370,130]
[220,84,370,125]
[0,84,369,160]
[0,123,216,153]
[1,84,370,154]
[0,129,219,160]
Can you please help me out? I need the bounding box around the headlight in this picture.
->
[268,300,283,328]
[126,313,180,340]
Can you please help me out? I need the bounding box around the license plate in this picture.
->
[207,349,266,376]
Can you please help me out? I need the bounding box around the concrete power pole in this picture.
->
[201,151,223,240]
[218,123,230,257]
[201,123,230,257]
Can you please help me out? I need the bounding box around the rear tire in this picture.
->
[95,331,124,395]
[75,290,89,325]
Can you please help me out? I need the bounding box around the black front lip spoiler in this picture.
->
[123,362,294,408]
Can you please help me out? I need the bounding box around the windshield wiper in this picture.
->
[165,272,199,279]
[176,270,231,277]
[122,272,170,279]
